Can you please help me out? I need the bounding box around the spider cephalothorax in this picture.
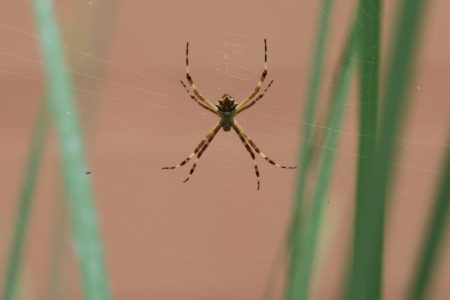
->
[217,94,237,112]
[163,39,296,190]
[217,94,238,131]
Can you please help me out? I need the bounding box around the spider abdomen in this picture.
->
[217,94,237,131]
[219,111,235,131]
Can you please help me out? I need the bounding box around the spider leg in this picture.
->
[234,121,297,169]
[162,121,220,170]
[232,124,261,190]
[236,39,268,111]
[237,80,274,114]
[185,42,218,112]
[183,123,221,183]
[180,80,218,115]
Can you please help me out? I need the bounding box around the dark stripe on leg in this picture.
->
[186,42,189,66]
[264,38,267,63]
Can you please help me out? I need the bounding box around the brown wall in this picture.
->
[1,0,449,299]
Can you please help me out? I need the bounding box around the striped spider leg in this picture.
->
[235,38,269,111]
[237,80,274,114]
[229,121,296,190]
[234,121,296,170]
[182,122,221,183]
[180,80,218,115]
[185,42,218,113]
[231,123,261,190]
[162,121,221,174]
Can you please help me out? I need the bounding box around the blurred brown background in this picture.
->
[1,0,449,299]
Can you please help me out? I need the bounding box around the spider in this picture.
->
[163,39,296,190]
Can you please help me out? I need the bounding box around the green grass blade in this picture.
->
[45,2,119,299]
[349,0,381,298]
[292,0,334,212]
[407,133,450,300]
[285,0,334,297]
[286,27,357,300]
[351,0,427,298]
[30,0,110,299]
[1,102,49,300]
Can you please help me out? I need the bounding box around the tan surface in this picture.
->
[1,0,449,299]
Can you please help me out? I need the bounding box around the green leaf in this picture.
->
[348,0,382,298]
[349,0,427,298]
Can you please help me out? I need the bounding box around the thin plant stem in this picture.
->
[285,0,334,297]
[287,25,357,300]
[407,131,450,300]
[1,101,49,300]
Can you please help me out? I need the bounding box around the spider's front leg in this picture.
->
[236,39,269,111]
[185,42,218,112]
[180,80,218,115]
[237,80,274,114]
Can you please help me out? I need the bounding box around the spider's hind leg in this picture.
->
[162,121,220,170]
[183,123,221,183]
[232,124,261,190]
[234,122,297,169]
